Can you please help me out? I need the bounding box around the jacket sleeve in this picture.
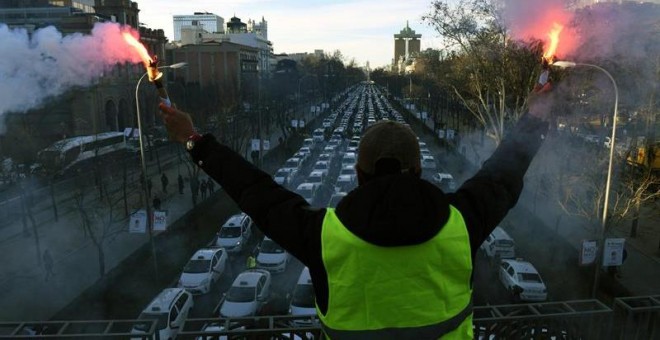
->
[188,135,325,265]
[448,114,549,253]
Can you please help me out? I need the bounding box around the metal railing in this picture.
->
[1,297,658,339]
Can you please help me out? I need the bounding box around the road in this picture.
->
[47,83,592,328]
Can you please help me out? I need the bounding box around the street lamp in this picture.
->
[134,61,187,281]
[552,60,619,298]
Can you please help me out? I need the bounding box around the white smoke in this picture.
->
[0,22,142,118]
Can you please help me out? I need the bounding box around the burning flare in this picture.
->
[542,22,563,64]
[122,32,162,81]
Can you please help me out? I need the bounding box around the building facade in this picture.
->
[173,12,224,41]
[178,15,272,77]
[0,0,168,161]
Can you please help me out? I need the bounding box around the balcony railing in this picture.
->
[1,296,658,339]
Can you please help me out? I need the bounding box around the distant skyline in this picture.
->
[135,0,445,69]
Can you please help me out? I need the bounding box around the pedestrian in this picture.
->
[178,174,184,195]
[152,195,161,210]
[190,177,199,205]
[207,178,215,194]
[200,179,208,200]
[161,173,169,194]
[246,254,256,269]
[43,249,55,281]
[158,85,550,338]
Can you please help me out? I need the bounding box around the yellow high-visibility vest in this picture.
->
[317,207,473,339]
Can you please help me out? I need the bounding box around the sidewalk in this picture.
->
[0,100,327,321]
[409,108,660,299]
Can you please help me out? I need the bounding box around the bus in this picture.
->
[37,132,129,176]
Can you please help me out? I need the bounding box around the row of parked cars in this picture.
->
[480,226,548,303]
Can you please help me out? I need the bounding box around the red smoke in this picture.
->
[503,0,579,59]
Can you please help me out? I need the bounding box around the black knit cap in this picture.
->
[357,120,421,175]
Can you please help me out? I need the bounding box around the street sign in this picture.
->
[129,210,147,233]
[153,210,168,231]
[603,238,626,266]
[263,140,270,150]
[438,129,446,139]
[421,111,428,120]
[580,239,598,265]
[447,129,455,140]
[299,120,306,128]
[251,139,260,151]
[291,119,298,128]
[310,106,316,113]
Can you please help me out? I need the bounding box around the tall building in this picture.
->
[393,21,421,73]
[173,12,224,41]
[93,0,138,28]
[177,15,272,77]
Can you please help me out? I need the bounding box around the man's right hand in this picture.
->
[158,103,195,144]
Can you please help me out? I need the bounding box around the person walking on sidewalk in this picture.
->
[159,89,551,338]
[207,178,215,194]
[200,179,208,200]
[190,177,199,205]
[178,174,184,194]
[43,249,55,282]
[161,173,169,194]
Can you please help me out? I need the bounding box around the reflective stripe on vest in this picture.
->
[318,206,473,339]
[321,299,473,340]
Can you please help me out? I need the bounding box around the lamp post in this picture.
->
[552,61,619,298]
[297,74,318,124]
[134,62,187,281]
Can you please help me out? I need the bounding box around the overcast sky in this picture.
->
[135,0,444,69]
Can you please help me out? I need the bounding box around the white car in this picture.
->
[178,248,228,295]
[220,269,272,317]
[256,236,290,273]
[431,173,456,191]
[283,157,302,173]
[296,183,316,205]
[499,259,548,302]
[341,152,357,168]
[307,171,325,189]
[481,226,516,259]
[312,161,330,177]
[339,166,356,182]
[336,175,355,193]
[216,213,253,253]
[421,155,437,170]
[132,288,194,340]
[289,267,320,327]
[274,168,297,186]
[328,192,347,208]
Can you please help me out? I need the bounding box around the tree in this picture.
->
[73,163,130,277]
[424,0,543,143]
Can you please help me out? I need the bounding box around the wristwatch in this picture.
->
[185,133,202,151]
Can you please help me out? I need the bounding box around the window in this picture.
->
[175,292,189,311]
[507,267,515,277]
[169,307,179,324]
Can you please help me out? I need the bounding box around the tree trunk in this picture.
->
[50,178,58,222]
[630,196,641,237]
[97,244,106,277]
[123,162,128,218]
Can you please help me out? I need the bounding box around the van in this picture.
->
[131,288,194,340]
[289,267,319,326]
[480,226,516,259]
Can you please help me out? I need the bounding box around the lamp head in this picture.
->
[552,61,576,69]
[168,62,188,69]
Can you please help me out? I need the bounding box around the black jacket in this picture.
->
[190,114,548,314]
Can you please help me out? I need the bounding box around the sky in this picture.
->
[135,0,445,69]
